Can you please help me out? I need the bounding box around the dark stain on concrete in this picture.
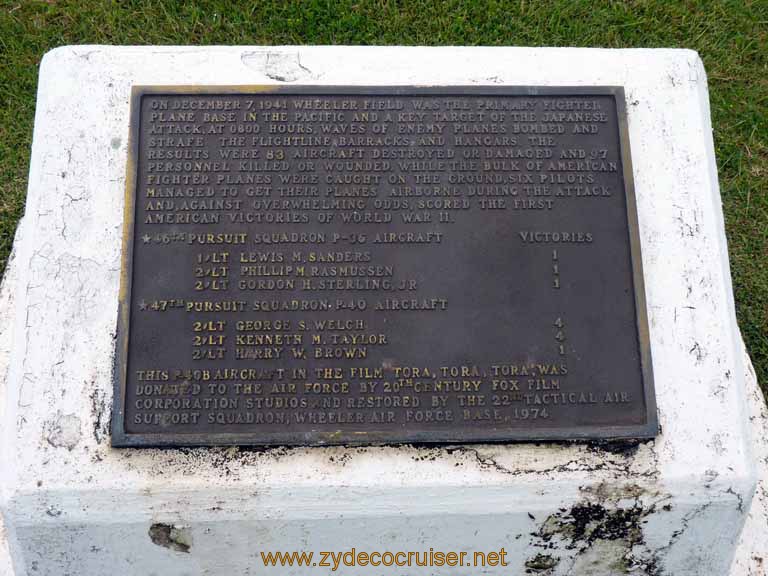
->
[525,552,559,572]
[149,523,192,553]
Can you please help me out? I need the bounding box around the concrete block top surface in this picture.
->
[0,46,759,576]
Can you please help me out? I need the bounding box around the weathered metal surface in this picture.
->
[112,86,657,446]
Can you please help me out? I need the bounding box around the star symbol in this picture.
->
[139,300,148,311]
[141,234,151,244]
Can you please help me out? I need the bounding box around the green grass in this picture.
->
[0,0,766,387]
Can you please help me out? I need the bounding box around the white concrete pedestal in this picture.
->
[0,46,764,575]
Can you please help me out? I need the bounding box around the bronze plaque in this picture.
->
[112,86,657,447]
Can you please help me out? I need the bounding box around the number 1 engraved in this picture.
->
[552,249,560,289]
[554,317,567,356]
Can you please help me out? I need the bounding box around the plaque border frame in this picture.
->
[112,85,658,447]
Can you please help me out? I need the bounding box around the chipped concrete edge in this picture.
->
[690,50,758,484]
[0,517,11,576]
[0,220,23,576]
[729,339,768,575]
[1,40,64,492]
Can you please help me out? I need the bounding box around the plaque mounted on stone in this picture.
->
[112,86,657,446]
[2,47,763,576]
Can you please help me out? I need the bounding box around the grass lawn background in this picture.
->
[1,0,766,388]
